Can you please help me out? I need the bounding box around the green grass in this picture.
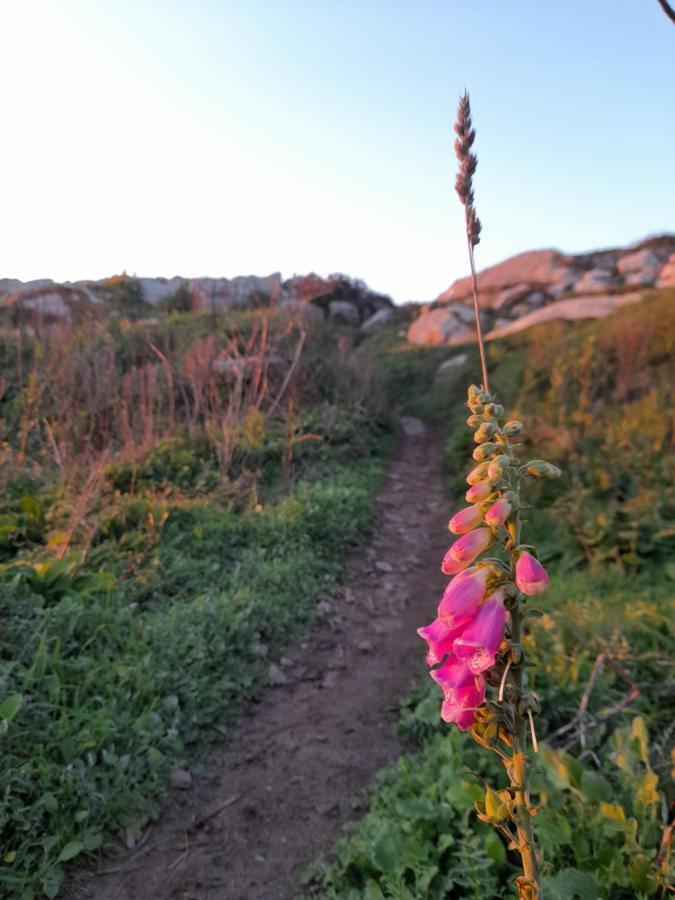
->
[0,429,390,899]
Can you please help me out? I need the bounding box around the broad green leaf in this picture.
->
[580,770,612,803]
[628,853,659,894]
[372,824,403,875]
[542,867,600,899]
[57,840,84,862]
[0,694,23,722]
[41,867,63,900]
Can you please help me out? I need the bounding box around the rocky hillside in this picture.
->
[0,272,393,329]
[409,235,675,346]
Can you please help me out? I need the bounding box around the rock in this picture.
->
[656,254,675,288]
[573,268,618,293]
[616,249,662,277]
[399,416,427,438]
[278,299,325,323]
[375,560,393,573]
[267,663,289,687]
[138,276,184,305]
[407,305,479,346]
[624,271,656,287]
[436,353,469,375]
[22,292,71,318]
[437,249,575,307]
[361,307,393,330]
[357,640,374,653]
[485,292,642,340]
[169,768,194,790]
[493,283,537,311]
[328,300,360,325]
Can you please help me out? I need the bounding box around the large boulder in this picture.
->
[617,249,662,278]
[437,250,577,307]
[485,292,642,340]
[407,305,480,346]
[656,254,675,288]
[361,307,393,330]
[573,268,618,293]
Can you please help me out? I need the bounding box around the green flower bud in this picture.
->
[487,454,510,480]
[472,442,500,461]
[524,459,561,479]
[483,402,504,419]
[503,420,523,437]
[474,422,498,444]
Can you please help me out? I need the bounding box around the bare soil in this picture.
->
[68,425,449,900]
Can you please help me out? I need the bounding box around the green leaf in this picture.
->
[628,853,659,894]
[41,867,63,900]
[580,770,612,803]
[57,840,84,862]
[0,694,23,722]
[542,867,600,899]
[372,824,403,875]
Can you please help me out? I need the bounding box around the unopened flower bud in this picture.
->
[449,505,484,534]
[474,422,497,444]
[465,479,492,503]
[441,528,493,574]
[483,403,504,419]
[472,442,499,461]
[524,460,561,479]
[466,461,490,485]
[503,421,523,437]
[466,414,484,429]
[487,454,510,481]
[484,497,512,527]
[515,551,550,596]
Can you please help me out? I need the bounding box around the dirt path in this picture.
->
[69,424,449,900]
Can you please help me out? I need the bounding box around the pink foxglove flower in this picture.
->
[448,505,483,535]
[484,497,512,528]
[465,480,492,504]
[417,617,466,666]
[440,677,486,730]
[441,527,493,575]
[454,590,507,673]
[430,655,474,695]
[438,566,489,625]
[515,551,550,596]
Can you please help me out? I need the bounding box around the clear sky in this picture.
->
[1,0,674,302]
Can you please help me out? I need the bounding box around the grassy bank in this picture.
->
[307,291,675,898]
[0,306,393,898]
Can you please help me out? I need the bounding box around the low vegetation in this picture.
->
[306,290,674,898]
[0,301,391,898]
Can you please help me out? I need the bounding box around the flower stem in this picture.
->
[467,237,489,393]
[509,585,542,897]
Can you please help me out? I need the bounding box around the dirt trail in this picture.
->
[70,424,449,900]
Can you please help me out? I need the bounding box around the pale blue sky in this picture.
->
[1,0,674,302]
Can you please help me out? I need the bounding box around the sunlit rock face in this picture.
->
[408,235,675,346]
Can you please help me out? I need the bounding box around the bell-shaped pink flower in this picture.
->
[440,676,486,730]
[430,655,474,695]
[515,551,550,596]
[484,497,512,528]
[453,590,506,673]
[441,528,493,575]
[448,505,483,535]
[438,566,489,626]
[465,480,492,504]
[417,617,466,666]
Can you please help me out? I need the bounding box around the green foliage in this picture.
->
[0,442,387,897]
[309,294,674,898]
